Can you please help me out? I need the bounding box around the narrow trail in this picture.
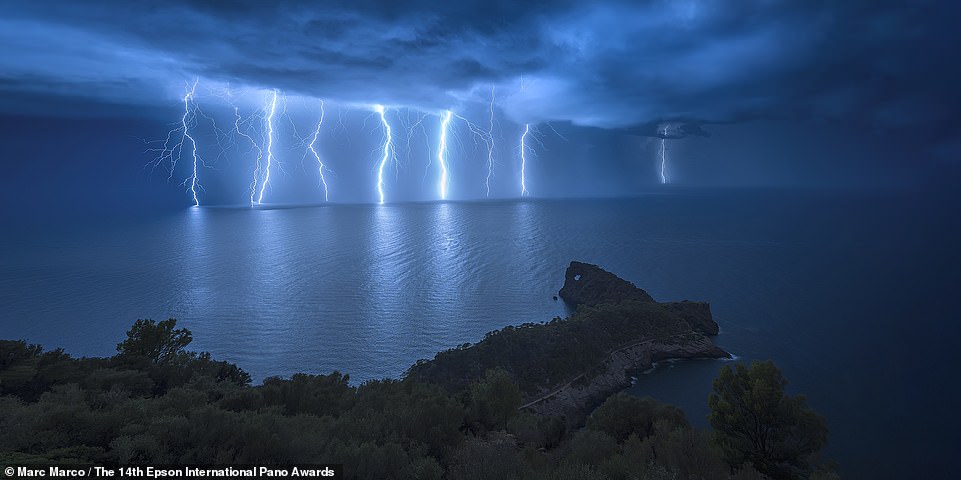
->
[519,332,694,410]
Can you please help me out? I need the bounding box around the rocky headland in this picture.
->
[407,261,730,426]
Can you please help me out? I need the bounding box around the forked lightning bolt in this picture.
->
[307,100,329,201]
[453,112,494,199]
[402,112,432,184]
[255,90,279,205]
[148,79,204,205]
[223,90,265,206]
[183,81,201,206]
[374,105,396,204]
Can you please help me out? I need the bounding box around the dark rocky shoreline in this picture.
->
[409,261,730,426]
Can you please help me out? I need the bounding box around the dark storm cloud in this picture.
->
[0,0,958,140]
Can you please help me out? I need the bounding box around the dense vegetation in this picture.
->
[406,301,710,397]
[0,319,836,479]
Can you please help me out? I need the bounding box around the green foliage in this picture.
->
[567,430,618,465]
[447,440,529,480]
[112,319,251,393]
[640,420,728,480]
[507,412,566,450]
[709,361,829,480]
[0,320,832,480]
[344,379,466,462]
[469,368,522,431]
[533,462,608,480]
[0,340,90,401]
[261,372,354,417]
[529,417,729,480]
[730,464,771,480]
[191,352,253,385]
[587,393,688,442]
[116,318,192,364]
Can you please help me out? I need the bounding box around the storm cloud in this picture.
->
[1,0,958,142]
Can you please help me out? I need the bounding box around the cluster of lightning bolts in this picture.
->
[153,85,530,206]
[154,83,678,207]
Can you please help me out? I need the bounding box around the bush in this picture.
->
[587,393,688,442]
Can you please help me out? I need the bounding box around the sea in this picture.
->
[1,187,958,478]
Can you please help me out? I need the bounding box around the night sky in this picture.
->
[1,1,959,212]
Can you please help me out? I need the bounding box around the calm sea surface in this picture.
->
[2,189,958,478]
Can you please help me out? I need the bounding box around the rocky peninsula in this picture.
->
[406,261,730,426]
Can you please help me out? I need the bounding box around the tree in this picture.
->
[468,368,522,430]
[116,319,192,364]
[708,360,828,480]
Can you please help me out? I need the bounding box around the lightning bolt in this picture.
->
[485,87,496,197]
[146,79,204,205]
[235,109,264,201]
[374,105,396,204]
[222,89,265,206]
[452,111,494,198]
[401,111,433,184]
[307,100,329,202]
[255,90,279,205]
[520,123,531,196]
[659,125,670,184]
[437,110,453,200]
[148,123,183,182]
[182,81,201,206]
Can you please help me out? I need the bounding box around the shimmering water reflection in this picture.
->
[2,192,959,478]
